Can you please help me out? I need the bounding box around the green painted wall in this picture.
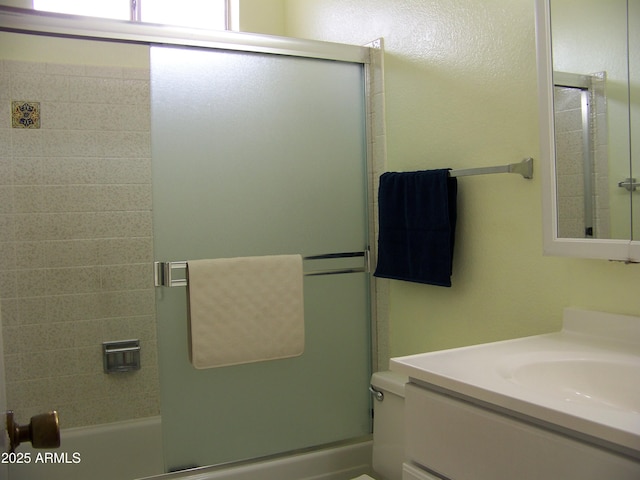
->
[236,0,286,35]
[284,0,640,362]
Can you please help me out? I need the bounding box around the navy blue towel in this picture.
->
[374,169,457,287]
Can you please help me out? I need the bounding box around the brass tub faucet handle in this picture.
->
[6,410,60,453]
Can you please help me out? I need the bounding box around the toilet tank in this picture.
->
[370,371,407,480]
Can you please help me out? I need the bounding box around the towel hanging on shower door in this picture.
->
[187,254,305,369]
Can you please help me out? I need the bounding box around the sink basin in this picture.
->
[500,356,640,412]
[390,308,640,457]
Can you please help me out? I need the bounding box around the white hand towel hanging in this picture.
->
[187,255,304,369]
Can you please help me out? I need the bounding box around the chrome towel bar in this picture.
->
[154,250,370,288]
[449,157,533,179]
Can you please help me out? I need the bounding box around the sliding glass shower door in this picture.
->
[151,45,371,472]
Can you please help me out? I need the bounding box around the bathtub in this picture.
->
[140,439,373,480]
[8,415,164,480]
[7,414,372,480]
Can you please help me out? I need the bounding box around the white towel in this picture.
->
[187,255,304,369]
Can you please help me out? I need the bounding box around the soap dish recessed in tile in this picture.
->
[102,339,141,374]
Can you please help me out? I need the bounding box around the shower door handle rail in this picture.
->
[154,260,188,288]
[154,250,370,287]
[618,178,638,192]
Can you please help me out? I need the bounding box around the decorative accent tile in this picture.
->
[12,101,41,129]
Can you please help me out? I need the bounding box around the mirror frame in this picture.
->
[535,0,640,262]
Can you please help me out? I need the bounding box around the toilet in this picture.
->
[364,371,408,480]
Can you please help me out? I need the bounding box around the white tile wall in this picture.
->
[0,60,160,428]
[364,39,389,372]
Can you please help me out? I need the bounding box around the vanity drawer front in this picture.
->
[405,383,640,480]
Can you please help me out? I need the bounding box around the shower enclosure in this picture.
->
[151,44,373,470]
[0,7,383,478]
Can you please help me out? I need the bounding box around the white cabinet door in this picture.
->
[405,384,640,480]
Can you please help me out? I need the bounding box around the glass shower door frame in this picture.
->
[0,4,383,382]
[151,44,372,470]
[0,5,386,473]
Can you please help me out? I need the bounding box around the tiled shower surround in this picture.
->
[0,59,160,427]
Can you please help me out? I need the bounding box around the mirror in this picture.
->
[536,0,640,261]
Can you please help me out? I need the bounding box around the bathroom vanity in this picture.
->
[390,309,640,480]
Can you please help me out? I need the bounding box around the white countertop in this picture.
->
[390,308,640,457]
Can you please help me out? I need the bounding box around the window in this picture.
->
[33,0,228,30]
[33,0,131,21]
